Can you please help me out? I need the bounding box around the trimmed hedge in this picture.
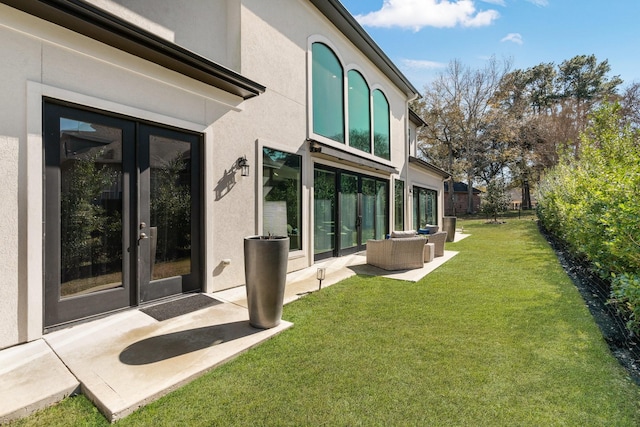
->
[537,103,640,333]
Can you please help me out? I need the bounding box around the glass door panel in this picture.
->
[426,190,437,225]
[361,178,376,242]
[139,125,200,303]
[314,168,336,256]
[339,174,358,250]
[44,103,134,327]
[375,181,388,239]
[59,120,124,298]
[419,190,427,228]
[149,136,192,280]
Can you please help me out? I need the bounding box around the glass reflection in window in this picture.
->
[312,42,344,143]
[348,70,371,153]
[263,148,302,251]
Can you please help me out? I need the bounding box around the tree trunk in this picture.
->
[521,179,531,210]
[467,177,474,214]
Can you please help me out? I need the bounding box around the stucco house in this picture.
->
[0,0,449,353]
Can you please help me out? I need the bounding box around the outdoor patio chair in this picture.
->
[425,231,447,257]
[366,237,426,271]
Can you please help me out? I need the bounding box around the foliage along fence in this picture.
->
[536,103,640,334]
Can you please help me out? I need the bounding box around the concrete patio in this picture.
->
[0,233,466,423]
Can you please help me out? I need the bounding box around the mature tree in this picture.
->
[413,54,623,214]
[620,82,640,128]
[414,56,512,213]
[556,55,623,151]
[528,63,557,114]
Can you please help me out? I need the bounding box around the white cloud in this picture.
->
[527,0,549,6]
[501,32,523,44]
[401,59,447,70]
[354,0,500,31]
[481,0,506,5]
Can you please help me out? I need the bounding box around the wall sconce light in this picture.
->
[237,156,250,177]
[309,140,322,153]
[317,267,326,290]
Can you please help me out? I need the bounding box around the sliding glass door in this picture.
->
[413,186,438,230]
[314,165,389,260]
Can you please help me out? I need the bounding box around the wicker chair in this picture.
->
[425,231,447,257]
[366,237,426,270]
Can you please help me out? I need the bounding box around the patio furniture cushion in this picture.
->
[425,231,447,257]
[366,237,425,271]
[390,230,417,238]
[418,225,439,235]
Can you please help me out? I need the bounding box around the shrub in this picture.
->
[537,102,640,333]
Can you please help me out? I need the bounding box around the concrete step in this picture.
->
[0,339,79,423]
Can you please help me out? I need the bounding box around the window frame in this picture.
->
[308,37,393,164]
[260,144,304,254]
[394,179,405,231]
[347,69,371,153]
[311,42,345,144]
[372,89,390,160]
[412,186,438,230]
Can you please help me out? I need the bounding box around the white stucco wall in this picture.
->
[84,0,242,71]
[0,0,435,347]
[0,3,245,348]
[0,137,20,349]
[0,7,48,349]
[240,0,408,169]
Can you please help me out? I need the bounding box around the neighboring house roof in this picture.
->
[444,181,482,194]
[0,0,266,99]
[309,0,420,98]
[409,109,428,127]
[408,156,451,179]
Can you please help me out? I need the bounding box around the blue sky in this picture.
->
[338,0,640,92]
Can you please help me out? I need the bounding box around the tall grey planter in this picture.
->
[243,236,289,329]
[442,216,457,242]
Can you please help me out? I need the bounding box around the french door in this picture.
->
[314,166,388,260]
[44,101,202,328]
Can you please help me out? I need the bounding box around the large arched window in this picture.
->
[347,70,371,153]
[312,43,344,143]
[373,89,390,160]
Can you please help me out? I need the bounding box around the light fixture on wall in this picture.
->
[237,156,250,177]
[308,140,322,153]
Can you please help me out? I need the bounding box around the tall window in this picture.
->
[373,89,390,160]
[348,70,371,153]
[413,186,438,230]
[311,42,391,161]
[312,43,344,143]
[394,180,404,231]
[263,148,302,251]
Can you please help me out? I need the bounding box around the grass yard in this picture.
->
[12,216,640,426]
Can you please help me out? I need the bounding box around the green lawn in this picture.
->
[12,216,640,426]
